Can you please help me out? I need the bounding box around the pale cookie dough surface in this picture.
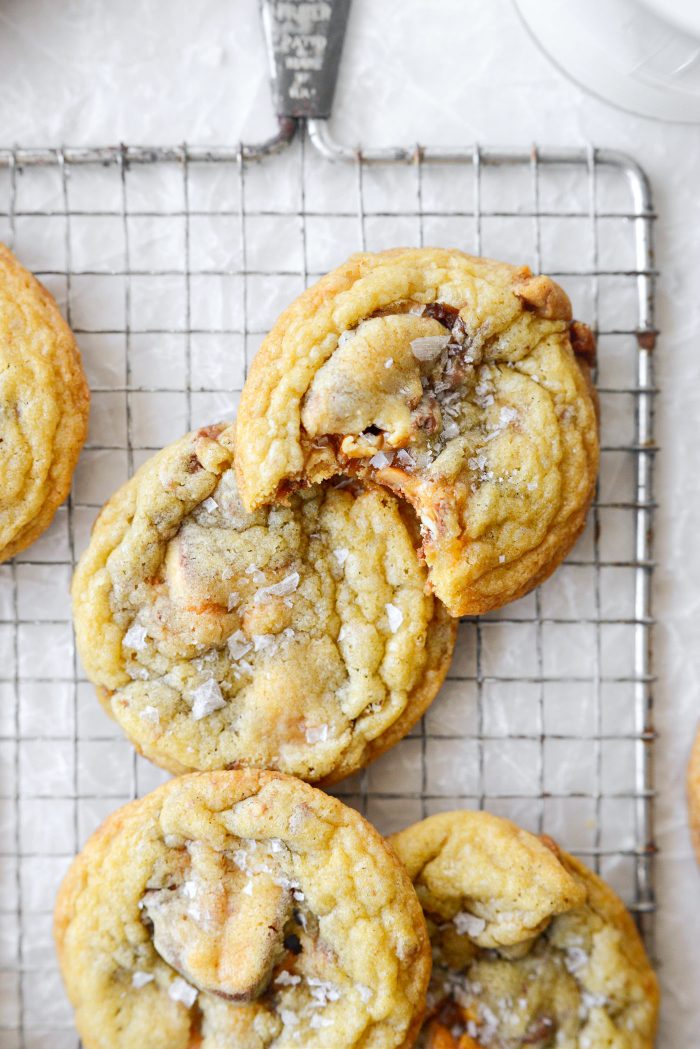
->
[72,423,455,782]
[0,243,89,561]
[235,248,599,616]
[390,811,659,1049]
[55,770,432,1049]
[686,724,700,866]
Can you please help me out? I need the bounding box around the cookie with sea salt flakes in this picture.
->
[389,810,659,1049]
[55,769,432,1049]
[235,247,599,617]
[0,243,89,561]
[72,422,455,782]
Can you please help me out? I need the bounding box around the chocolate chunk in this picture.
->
[422,302,460,330]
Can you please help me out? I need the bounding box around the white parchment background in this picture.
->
[0,0,697,1044]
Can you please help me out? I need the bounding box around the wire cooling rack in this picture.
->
[0,124,656,1047]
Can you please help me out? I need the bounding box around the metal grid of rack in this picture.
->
[0,125,656,1047]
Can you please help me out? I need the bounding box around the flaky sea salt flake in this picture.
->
[246,564,266,585]
[369,450,393,469]
[132,971,154,989]
[254,571,300,603]
[123,622,148,651]
[385,603,403,633]
[275,971,301,986]
[305,724,328,744]
[191,678,226,720]
[169,977,198,1007]
[201,497,218,514]
[228,630,252,660]
[308,977,341,1006]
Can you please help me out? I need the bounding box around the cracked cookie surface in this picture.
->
[55,769,432,1049]
[72,422,455,782]
[235,248,599,616]
[390,811,658,1049]
[0,243,89,561]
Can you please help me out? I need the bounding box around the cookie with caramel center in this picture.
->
[72,422,455,782]
[390,810,659,1049]
[235,248,599,617]
[55,770,432,1049]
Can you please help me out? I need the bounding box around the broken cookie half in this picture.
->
[390,810,659,1049]
[235,248,599,617]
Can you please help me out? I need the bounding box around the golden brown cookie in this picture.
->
[687,723,700,865]
[0,243,89,560]
[235,248,599,617]
[55,769,432,1049]
[72,422,455,782]
[390,810,659,1049]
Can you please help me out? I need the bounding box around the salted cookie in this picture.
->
[55,769,432,1049]
[235,248,599,617]
[687,723,700,865]
[72,422,455,782]
[390,810,659,1049]
[0,243,89,560]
